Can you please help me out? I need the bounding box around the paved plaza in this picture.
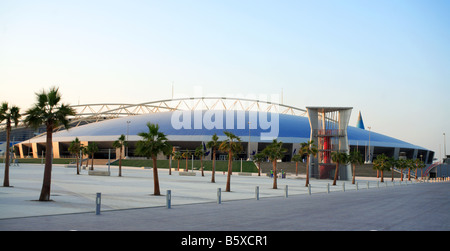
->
[0,163,449,231]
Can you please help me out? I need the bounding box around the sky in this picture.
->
[1,0,449,156]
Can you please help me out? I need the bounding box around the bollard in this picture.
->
[367,181,369,189]
[308,184,311,195]
[327,183,330,194]
[342,182,345,192]
[356,181,359,191]
[217,188,221,204]
[255,186,259,200]
[284,185,288,198]
[377,181,379,188]
[166,190,171,209]
[95,192,101,215]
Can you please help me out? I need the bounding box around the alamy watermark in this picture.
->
[170,86,280,140]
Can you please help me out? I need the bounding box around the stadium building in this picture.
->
[3,97,436,180]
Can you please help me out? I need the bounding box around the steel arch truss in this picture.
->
[1,97,307,130]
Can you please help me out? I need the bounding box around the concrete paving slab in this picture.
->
[0,163,387,218]
[1,163,448,231]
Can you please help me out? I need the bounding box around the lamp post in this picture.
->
[366,126,372,163]
[247,121,251,161]
[126,121,131,158]
[444,133,447,162]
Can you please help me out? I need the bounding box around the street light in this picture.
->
[126,121,131,158]
[366,126,372,163]
[247,121,251,161]
[444,133,447,162]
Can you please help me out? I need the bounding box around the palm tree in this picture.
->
[291,154,303,176]
[182,149,191,172]
[194,145,206,176]
[388,157,396,182]
[253,152,266,177]
[135,122,171,196]
[373,153,390,182]
[415,159,425,179]
[206,133,221,183]
[396,158,408,181]
[406,159,415,181]
[173,151,182,171]
[348,150,363,184]
[331,151,348,186]
[0,102,21,187]
[219,131,242,192]
[86,142,98,170]
[113,134,127,177]
[299,140,318,187]
[24,87,76,201]
[81,145,89,169]
[68,137,81,175]
[262,139,287,189]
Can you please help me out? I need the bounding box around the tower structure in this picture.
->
[306,107,353,180]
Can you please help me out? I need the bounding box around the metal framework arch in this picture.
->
[1,97,307,130]
[69,97,307,125]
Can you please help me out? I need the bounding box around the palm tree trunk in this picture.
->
[76,154,80,175]
[169,155,172,175]
[295,161,298,176]
[272,160,277,189]
[381,170,384,182]
[408,168,411,181]
[90,154,94,170]
[185,157,188,172]
[352,164,356,184]
[391,168,394,182]
[118,148,122,177]
[305,156,310,187]
[257,162,261,176]
[152,156,160,195]
[3,123,11,187]
[333,162,339,185]
[211,150,216,183]
[39,124,53,201]
[226,150,232,192]
[200,156,204,176]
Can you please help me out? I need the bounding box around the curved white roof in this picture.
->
[28,110,426,150]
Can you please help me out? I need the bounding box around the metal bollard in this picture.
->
[217,188,221,204]
[327,183,330,194]
[95,192,101,215]
[255,186,259,200]
[284,185,288,198]
[308,184,311,195]
[166,190,171,209]
[342,182,345,192]
[356,181,359,191]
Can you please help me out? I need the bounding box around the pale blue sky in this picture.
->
[1,0,449,155]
